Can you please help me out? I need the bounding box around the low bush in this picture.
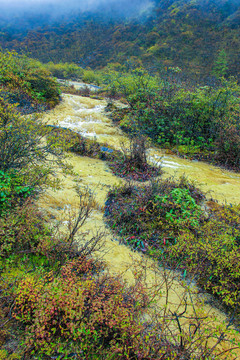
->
[105,176,205,250]
[166,203,240,309]
[0,50,60,108]
[82,69,102,85]
[108,136,162,182]
[9,252,233,360]
[0,88,48,114]
[0,98,72,197]
[0,185,148,359]
[44,61,84,80]
[0,201,49,258]
[70,133,112,159]
[215,124,240,169]
[25,66,60,107]
[105,177,240,312]
[13,258,147,359]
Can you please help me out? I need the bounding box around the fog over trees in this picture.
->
[1,0,155,19]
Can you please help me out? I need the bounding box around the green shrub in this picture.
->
[105,177,205,250]
[166,202,240,307]
[215,124,240,169]
[82,69,101,85]
[25,67,60,107]
[105,178,240,311]
[44,61,84,80]
[102,66,160,98]
[0,171,31,214]
[0,50,60,108]
[0,97,70,196]
[0,201,50,258]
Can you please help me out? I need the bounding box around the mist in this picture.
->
[0,0,155,19]
[0,0,239,33]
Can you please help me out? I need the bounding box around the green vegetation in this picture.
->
[0,93,227,359]
[0,189,152,359]
[43,61,84,80]
[0,171,31,215]
[0,95,72,202]
[1,185,237,358]
[212,49,229,78]
[105,177,240,312]
[105,68,240,170]
[0,50,60,111]
[0,63,156,358]
[42,62,103,86]
[0,24,240,359]
[1,1,239,79]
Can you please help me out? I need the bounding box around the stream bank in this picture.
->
[39,92,240,358]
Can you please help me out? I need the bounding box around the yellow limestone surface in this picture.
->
[43,94,240,204]
[39,93,240,358]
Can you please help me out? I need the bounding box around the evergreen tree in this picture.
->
[212,49,228,78]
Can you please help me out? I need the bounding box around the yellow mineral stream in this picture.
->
[39,93,240,358]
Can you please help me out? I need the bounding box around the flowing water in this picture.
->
[45,94,240,205]
[40,93,240,358]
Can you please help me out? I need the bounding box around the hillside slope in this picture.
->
[0,0,239,78]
